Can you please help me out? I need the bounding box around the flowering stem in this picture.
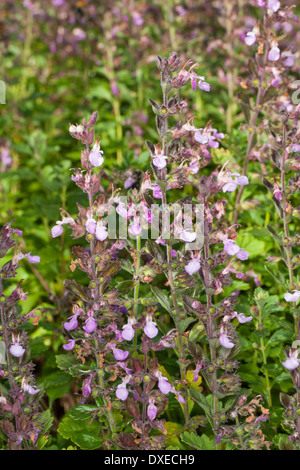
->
[233,15,270,225]
[281,125,297,338]
[203,200,220,444]
[159,80,189,426]
[256,304,272,407]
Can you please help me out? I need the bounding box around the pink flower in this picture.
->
[268,45,280,62]
[198,81,210,92]
[236,313,253,324]
[89,142,104,167]
[122,318,136,341]
[284,291,300,302]
[157,375,171,394]
[153,154,168,170]
[112,348,129,361]
[51,225,63,238]
[128,218,142,236]
[83,317,97,333]
[219,333,235,349]
[282,350,299,370]
[10,335,25,358]
[144,316,158,339]
[147,397,157,421]
[236,249,249,261]
[64,315,78,331]
[63,339,76,351]
[223,240,240,256]
[116,376,131,400]
[268,0,280,12]
[245,31,257,46]
[185,259,201,275]
[86,217,96,234]
[180,230,197,243]
[82,381,92,398]
[95,222,108,241]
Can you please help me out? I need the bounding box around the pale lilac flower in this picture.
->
[198,81,210,92]
[51,216,75,238]
[180,230,197,243]
[155,371,171,394]
[283,53,295,67]
[21,378,40,395]
[268,0,280,12]
[112,348,129,361]
[89,141,104,167]
[95,221,108,241]
[236,249,249,261]
[222,172,249,193]
[10,335,25,358]
[268,45,280,62]
[153,154,168,170]
[116,376,131,401]
[284,291,300,302]
[185,259,201,275]
[51,224,64,238]
[86,216,96,234]
[245,30,257,46]
[122,318,136,341]
[72,28,86,41]
[147,397,157,421]
[282,350,299,370]
[27,253,40,263]
[69,124,84,135]
[82,381,92,398]
[236,313,253,323]
[64,314,78,331]
[144,316,158,339]
[223,240,240,256]
[194,131,209,144]
[128,216,142,236]
[63,339,76,351]
[83,316,97,333]
[291,144,300,152]
[219,333,235,349]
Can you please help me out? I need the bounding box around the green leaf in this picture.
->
[150,286,171,313]
[58,405,103,450]
[177,317,196,334]
[181,431,215,450]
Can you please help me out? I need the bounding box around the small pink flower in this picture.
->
[64,315,78,331]
[282,350,299,370]
[63,339,76,351]
[185,259,201,275]
[83,317,97,333]
[89,142,104,167]
[153,155,168,170]
[236,313,253,323]
[268,45,280,62]
[223,240,240,256]
[180,230,197,243]
[122,319,136,341]
[245,31,257,46]
[10,336,25,358]
[219,333,235,349]
[112,348,129,361]
[284,291,300,302]
[147,397,157,421]
[95,222,108,241]
[144,316,158,339]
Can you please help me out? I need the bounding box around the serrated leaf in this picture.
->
[150,286,171,313]
[58,405,103,450]
[181,431,215,450]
